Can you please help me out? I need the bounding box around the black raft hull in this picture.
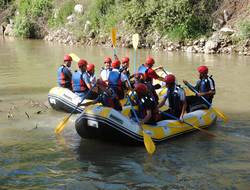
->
[75,112,144,145]
[75,105,217,145]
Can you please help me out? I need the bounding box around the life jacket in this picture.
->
[136,94,160,122]
[72,71,88,93]
[88,72,96,85]
[138,64,152,83]
[167,85,184,116]
[57,65,72,89]
[100,67,112,81]
[138,64,159,102]
[108,69,124,99]
[99,91,122,111]
[197,75,215,101]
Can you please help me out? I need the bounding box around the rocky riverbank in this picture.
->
[1,1,250,56]
[44,26,250,56]
[42,1,250,56]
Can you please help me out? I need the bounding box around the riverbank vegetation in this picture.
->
[1,0,250,55]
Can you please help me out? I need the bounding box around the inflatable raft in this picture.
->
[48,87,91,113]
[48,86,128,113]
[75,105,217,144]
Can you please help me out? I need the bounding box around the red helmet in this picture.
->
[87,64,95,72]
[111,59,121,68]
[78,59,88,67]
[122,57,130,63]
[134,83,148,96]
[145,57,155,66]
[104,57,112,63]
[64,55,72,62]
[197,66,208,74]
[164,74,175,84]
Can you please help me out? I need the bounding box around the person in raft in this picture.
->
[131,83,160,125]
[107,59,128,100]
[158,74,187,121]
[120,56,130,78]
[79,79,122,111]
[137,56,164,103]
[72,59,96,100]
[57,54,72,90]
[183,65,216,111]
[100,57,112,82]
[87,63,96,86]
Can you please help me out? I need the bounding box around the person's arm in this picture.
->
[157,96,167,109]
[140,109,152,125]
[198,90,215,97]
[148,69,164,81]
[179,89,187,121]
[180,100,187,121]
[83,74,92,89]
[153,66,163,71]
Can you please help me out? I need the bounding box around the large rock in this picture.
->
[186,46,197,53]
[204,40,219,54]
[205,40,218,50]
[84,20,91,33]
[74,4,83,14]
[220,27,235,35]
[4,24,14,36]
[67,14,75,23]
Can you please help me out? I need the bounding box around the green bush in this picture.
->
[86,0,116,32]
[49,0,74,27]
[238,20,250,39]
[14,0,52,38]
[123,0,215,40]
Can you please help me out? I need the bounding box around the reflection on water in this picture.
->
[0,37,250,189]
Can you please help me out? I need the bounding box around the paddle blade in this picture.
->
[55,115,70,134]
[212,107,229,123]
[69,53,80,62]
[132,34,139,50]
[111,28,117,47]
[143,131,156,154]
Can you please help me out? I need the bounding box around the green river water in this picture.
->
[0,37,249,190]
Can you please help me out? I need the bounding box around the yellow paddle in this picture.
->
[55,82,97,134]
[127,95,156,154]
[131,33,155,154]
[184,81,228,123]
[132,34,139,73]
[111,28,117,56]
[69,53,80,62]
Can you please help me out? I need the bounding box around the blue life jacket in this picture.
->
[108,70,124,99]
[196,76,215,101]
[108,70,122,88]
[72,71,88,93]
[57,65,72,89]
[138,64,148,74]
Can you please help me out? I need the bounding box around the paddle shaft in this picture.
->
[160,111,191,126]
[185,82,212,107]
[160,111,216,137]
[71,83,97,114]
